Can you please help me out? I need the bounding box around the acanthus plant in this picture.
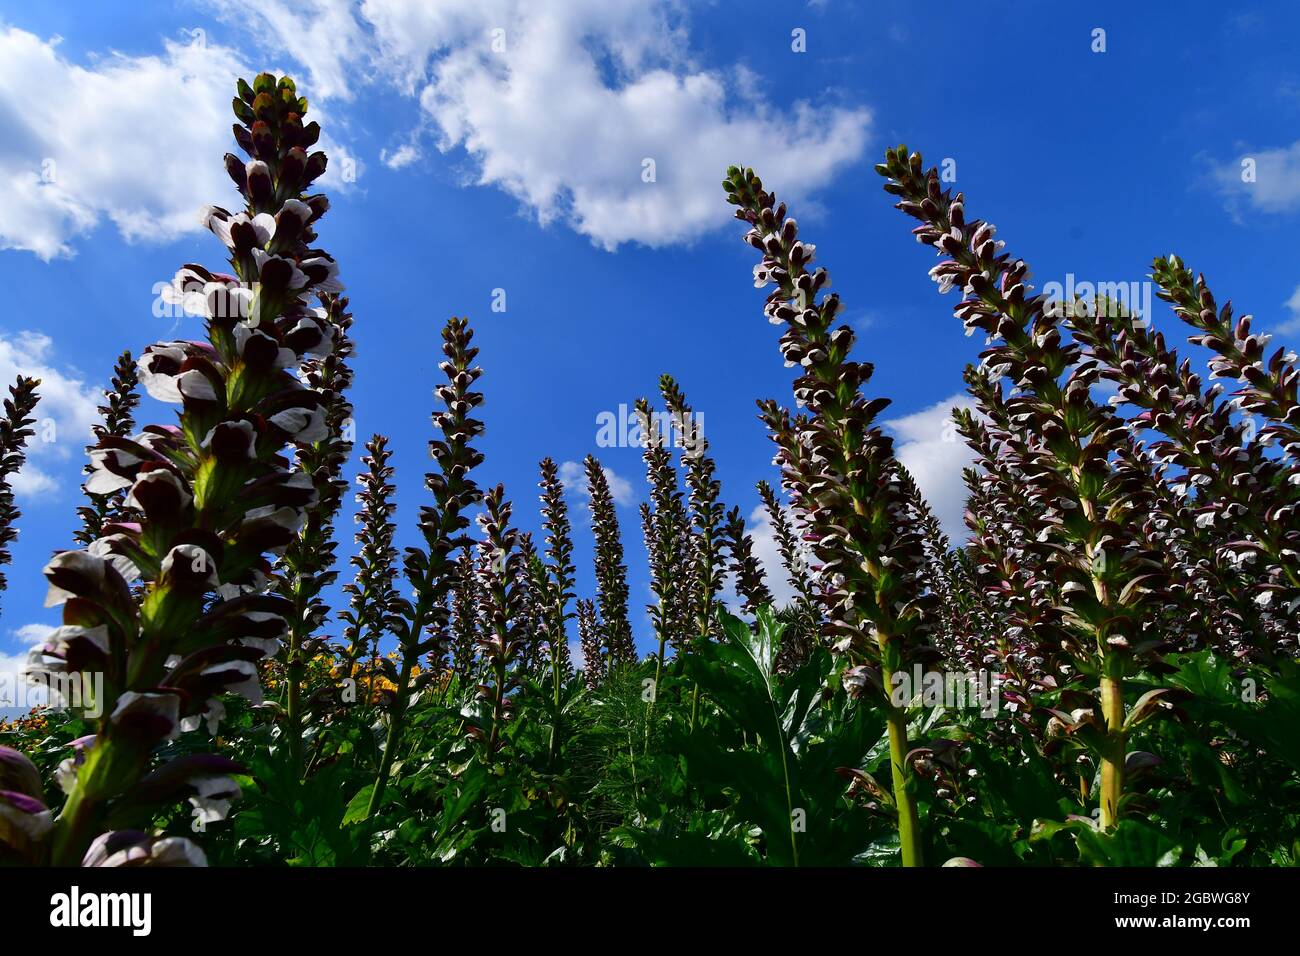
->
[756,479,822,673]
[1068,290,1298,661]
[1149,261,1300,621]
[0,376,41,605]
[575,598,603,690]
[876,145,1178,832]
[722,506,773,618]
[535,457,576,759]
[583,454,635,670]
[449,549,482,684]
[75,353,140,546]
[513,531,547,677]
[635,397,693,687]
[952,368,1063,708]
[365,315,484,818]
[1153,258,1300,466]
[19,72,342,867]
[338,435,401,707]
[659,375,727,651]
[468,485,525,759]
[725,165,939,866]
[280,292,355,773]
[3,53,1297,871]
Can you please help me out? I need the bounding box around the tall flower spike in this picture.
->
[280,293,355,770]
[0,376,40,605]
[1153,256,1300,466]
[756,479,817,612]
[449,549,481,681]
[584,455,635,666]
[76,354,139,545]
[658,376,727,647]
[339,435,400,688]
[636,398,693,682]
[876,146,1171,833]
[471,485,525,758]
[756,479,821,673]
[367,315,485,818]
[722,505,773,615]
[538,457,577,688]
[576,598,604,690]
[1069,293,1296,658]
[43,73,341,866]
[514,532,546,676]
[726,164,938,866]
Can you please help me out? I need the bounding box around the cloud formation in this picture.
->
[207,0,872,249]
[0,27,251,259]
[0,331,102,497]
[884,392,976,543]
[1213,140,1300,215]
[558,459,635,508]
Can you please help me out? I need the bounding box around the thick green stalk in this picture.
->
[1099,668,1126,830]
[285,625,305,774]
[877,634,923,868]
[366,602,427,818]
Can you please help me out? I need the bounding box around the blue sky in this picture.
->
[2,0,1300,690]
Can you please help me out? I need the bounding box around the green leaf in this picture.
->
[342,784,375,826]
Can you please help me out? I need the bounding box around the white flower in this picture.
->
[200,419,257,459]
[251,248,308,289]
[161,543,220,589]
[269,404,328,443]
[159,267,214,318]
[233,325,296,368]
[222,661,262,705]
[125,469,193,513]
[110,691,181,741]
[42,550,113,607]
[299,255,343,292]
[0,791,52,842]
[244,504,307,536]
[85,446,138,495]
[189,775,242,825]
[83,832,207,867]
[205,208,274,250]
[180,698,227,736]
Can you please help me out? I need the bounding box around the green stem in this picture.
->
[486,657,506,762]
[49,786,96,867]
[285,624,305,777]
[1099,669,1126,830]
[366,651,414,819]
[883,699,923,867]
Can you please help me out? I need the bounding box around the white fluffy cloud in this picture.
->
[201,0,369,102]
[0,623,56,712]
[1213,141,1300,215]
[567,636,585,670]
[207,0,872,249]
[381,142,421,169]
[0,331,101,497]
[558,459,635,507]
[0,27,253,259]
[411,2,870,249]
[884,393,976,543]
[745,502,804,606]
[1280,284,1300,336]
